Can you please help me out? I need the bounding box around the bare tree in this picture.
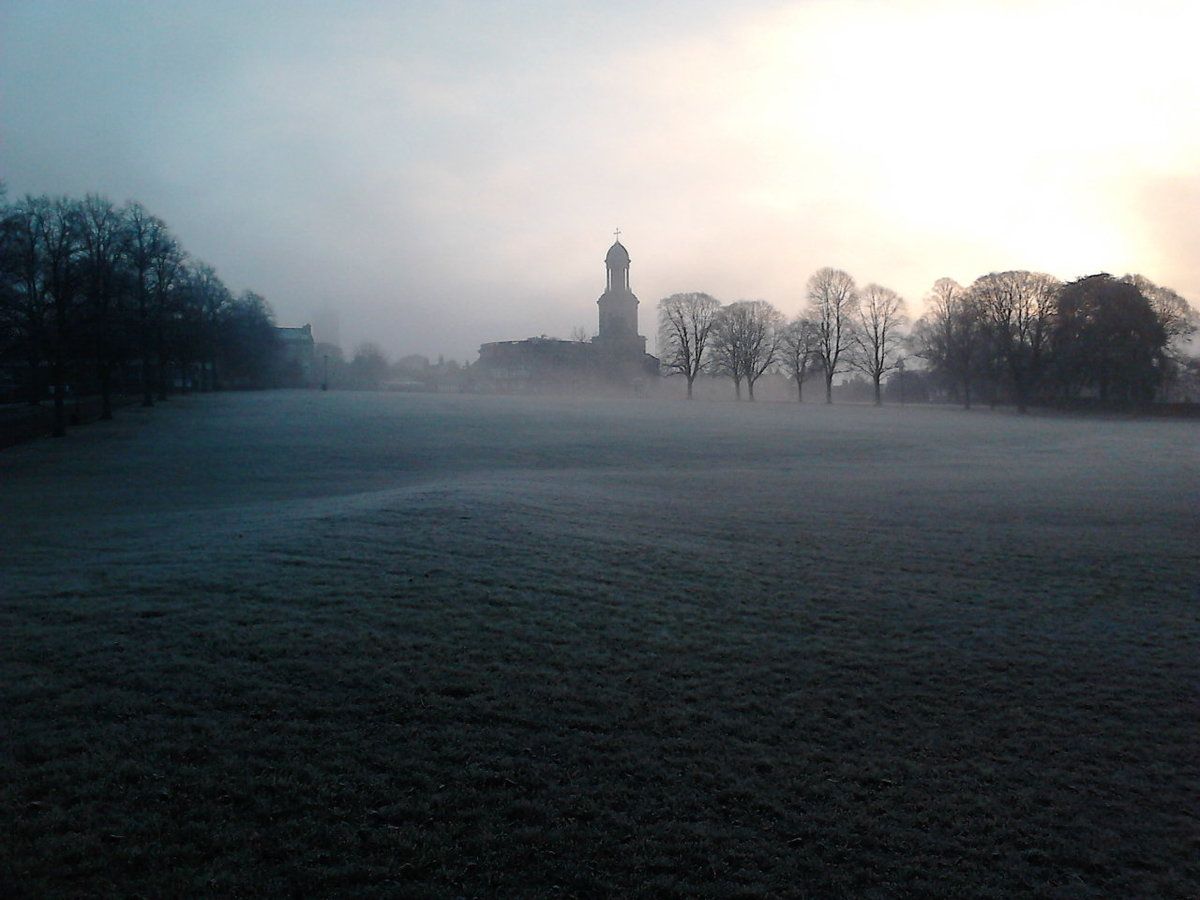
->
[75,195,130,420]
[5,197,82,435]
[221,290,280,387]
[149,234,185,400]
[657,292,720,399]
[739,300,783,401]
[971,270,1060,413]
[568,325,590,343]
[708,306,742,399]
[780,316,819,402]
[852,284,907,406]
[805,267,858,404]
[0,199,49,407]
[1120,274,1197,352]
[914,278,986,409]
[349,342,389,389]
[709,300,782,401]
[123,202,178,407]
[187,262,232,391]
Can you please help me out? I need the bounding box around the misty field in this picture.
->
[2,392,1197,897]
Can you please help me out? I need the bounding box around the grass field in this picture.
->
[2,391,1197,897]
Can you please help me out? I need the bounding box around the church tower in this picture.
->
[595,234,646,356]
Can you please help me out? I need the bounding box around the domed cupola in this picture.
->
[604,238,631,292]
[605,241,630,267]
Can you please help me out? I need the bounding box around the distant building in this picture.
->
[476,237,659,392]
[276,324,316,386]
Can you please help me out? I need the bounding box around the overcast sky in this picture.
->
[3,0,1198,360]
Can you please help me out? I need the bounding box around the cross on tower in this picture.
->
[613,227,621,240]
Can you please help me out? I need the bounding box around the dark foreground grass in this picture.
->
[1,392,1198,897]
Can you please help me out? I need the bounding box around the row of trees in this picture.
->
[915,272,1194,410]
[0,189,283,435]
[658,268,909,404]
[658,268,1196,409]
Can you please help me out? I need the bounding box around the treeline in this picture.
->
[658,268,1198,409]
[322,342,468,393]
[0,189,286,436]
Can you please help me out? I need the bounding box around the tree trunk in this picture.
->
[27,357,41,405]
[733,378,742,400]
[873,377,882,406]
[141,308,154,407]
[796,378,803,402]
[825,373,834,404]
[100,366,113,420]
[52,358,65,437]
[747,379,756,401]
[686,377,694,400]
[1014,370,1029,414]
[963,378,972,410]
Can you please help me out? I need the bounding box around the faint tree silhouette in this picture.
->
[75,195,130,420]
[4,197,83,435]
[852,284,907,406]
[970,271,1059,413]
[349,342,389,390]
[780,316,820,402]
[805,267,858,404]
[122,202,179,407]
[914,278,986,409]
[710,300,782,401]
[657,292,720,399]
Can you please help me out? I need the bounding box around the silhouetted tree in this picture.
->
[219,291,279,387]
[708,307,742,399]
[187,262,231,390]
[657,292,720,399]
[709,300,783,401]
[1120,274,1197,396]
[806,267,858,404]
[851,283,907,405]
[914,278,986,408]
[971,270,1059,413]
[1053,274,1166,403]
[0,197,47,404]
[1121,274,1197,347]
[349,342,389,390]
[780,316,820,402]
[149,233,186,399]
[122,202,179,406]
[5,197,82,435]
[76,195,132,420]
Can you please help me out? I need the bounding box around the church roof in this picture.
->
[605,241,630,266]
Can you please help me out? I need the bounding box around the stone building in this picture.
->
[475,237,659,392]
[275,323,317,386]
